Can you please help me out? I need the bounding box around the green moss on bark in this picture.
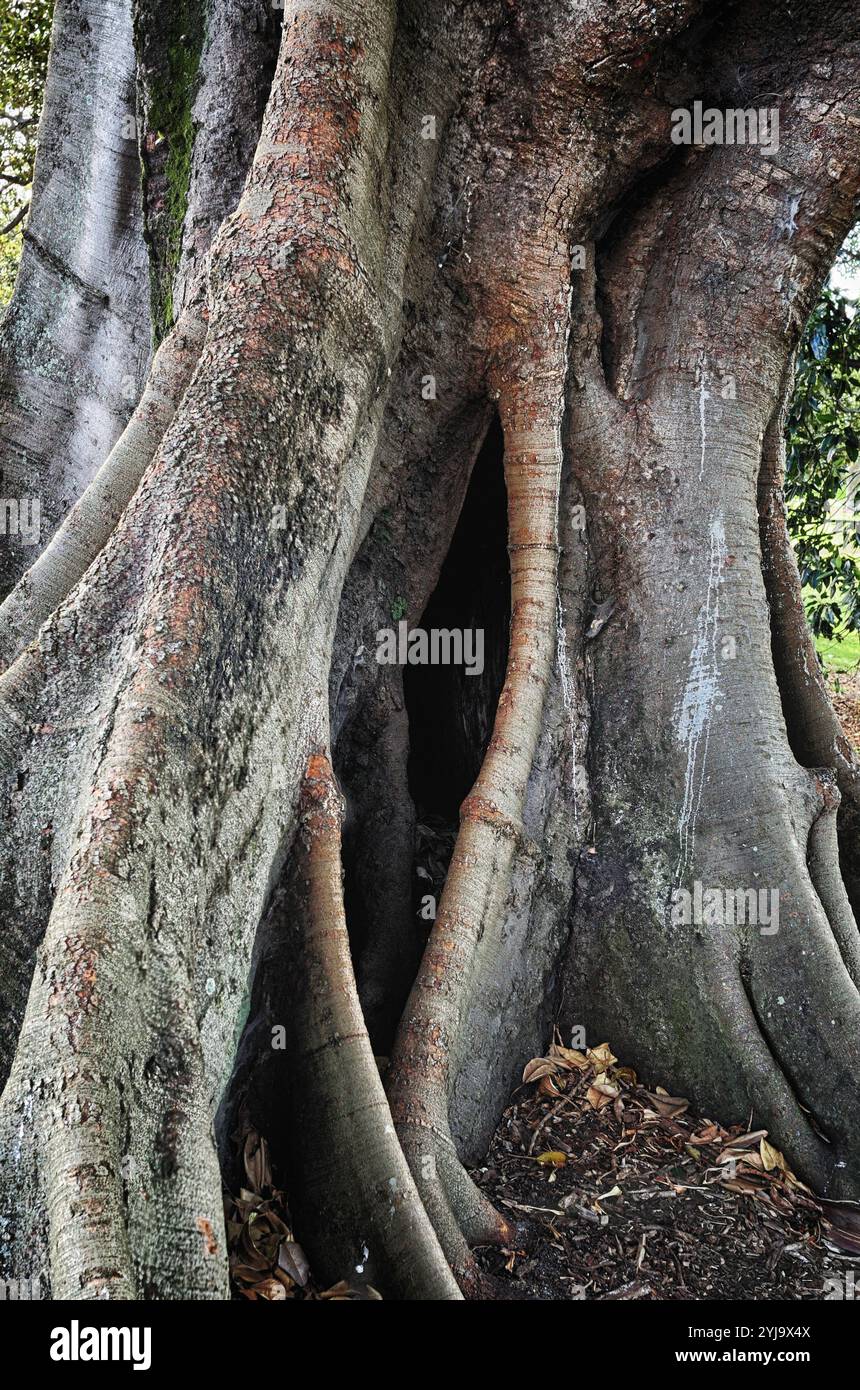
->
[134,0,206,343]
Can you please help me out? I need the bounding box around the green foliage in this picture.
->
[785,242,860,643]
[816,628,860,675]
[0,0,53,305]
[136,1,206,341]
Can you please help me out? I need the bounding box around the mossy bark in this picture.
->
[133,0,207,342]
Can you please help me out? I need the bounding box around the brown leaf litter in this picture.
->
[224,1130,380,1300]
[828,664,860,751]
[469,1034,860,1299]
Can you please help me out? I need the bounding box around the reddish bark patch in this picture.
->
[196,1216,219,1257]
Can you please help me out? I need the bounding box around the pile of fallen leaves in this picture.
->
[225,1130,381,1300]
[470,1034,860,1300]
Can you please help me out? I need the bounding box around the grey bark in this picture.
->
[0,0,151,598]
[561,6,860,1196]
[0,294,207,671]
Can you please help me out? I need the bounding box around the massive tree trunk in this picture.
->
[1,0,860,1300]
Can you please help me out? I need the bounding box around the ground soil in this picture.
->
[468,1040,860,1301]
[828,665,860,750]
[226,1039,860,1300]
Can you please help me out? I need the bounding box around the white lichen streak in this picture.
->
[697,353,710,481]
[674,512,727,882]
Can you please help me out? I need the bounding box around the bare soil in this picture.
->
[226,1039,860,1300]
[828,666,860,750]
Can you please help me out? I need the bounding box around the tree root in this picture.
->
[759,381,860,913]
[273,751,462,1300]
[386,266,573,1271]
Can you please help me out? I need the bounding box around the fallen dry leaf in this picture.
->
[643,1090,690,1118]
[278,1239,310,1286]
[821,1200,860,1255]
[549,1043,591,1071]
[522,1057,559,1084]
[760,1138,787,1173]
[243,1130,272,1194]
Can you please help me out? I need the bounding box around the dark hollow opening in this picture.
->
[404,413,510,825]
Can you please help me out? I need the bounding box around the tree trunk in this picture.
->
[0,0,151,598]
[2,0,860,1299]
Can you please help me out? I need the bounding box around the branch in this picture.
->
[0,201,27,236]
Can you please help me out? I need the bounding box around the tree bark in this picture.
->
[2,0,860,1299]
[0,0,151,598]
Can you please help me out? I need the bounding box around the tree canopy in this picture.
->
[785,235,860,641]
[0,0,52,301]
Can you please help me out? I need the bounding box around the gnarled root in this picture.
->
[758,396,860,911]
[272,751,461,1300]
